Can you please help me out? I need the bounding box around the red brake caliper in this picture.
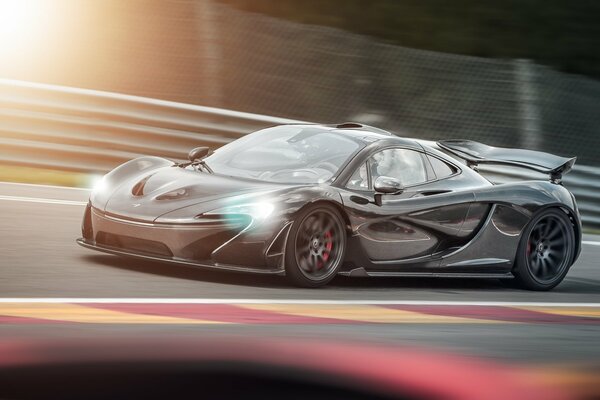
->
[323,231,333,262]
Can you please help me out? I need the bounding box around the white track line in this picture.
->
[583,241,600,246]
[0,195,87,206]
[0,298,598,307]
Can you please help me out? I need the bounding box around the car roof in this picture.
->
[286,122,422,150]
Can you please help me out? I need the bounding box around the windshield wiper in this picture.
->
[197,160,213,174]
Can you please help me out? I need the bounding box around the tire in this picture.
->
[285,204,347,288]
[513,208,575,291]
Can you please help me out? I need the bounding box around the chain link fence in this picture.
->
[0,0,598,166]
[212,2,600,165]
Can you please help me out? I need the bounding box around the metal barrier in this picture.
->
[1,79,599,229]
[0,79,303,172]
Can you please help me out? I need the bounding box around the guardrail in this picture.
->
[1,78,599,229]
[0,79,303,172]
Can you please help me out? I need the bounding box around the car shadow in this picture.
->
[84,253,529,292]
[330,275,510,291]
[332,274,600,294]
[84,254,290,288]
[334,273,600,294]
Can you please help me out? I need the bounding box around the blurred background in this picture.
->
[1,3,600,398]
[1,0,599,163]
[2,0,600,228]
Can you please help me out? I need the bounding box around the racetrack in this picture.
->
[1,181,599,377]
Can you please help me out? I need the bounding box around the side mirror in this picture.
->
[373,176,404,206]
[188,147,210,162]
[374,176,404,194]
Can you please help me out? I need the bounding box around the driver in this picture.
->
[371,149,426,186]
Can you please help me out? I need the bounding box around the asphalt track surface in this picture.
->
[1,182,599,380]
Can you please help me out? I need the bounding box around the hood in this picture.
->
[103,166,284,222]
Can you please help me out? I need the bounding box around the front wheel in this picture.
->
[513,208,576,291]
[285,204,347,288]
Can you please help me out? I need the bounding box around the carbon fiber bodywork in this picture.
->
[77,123,582,279]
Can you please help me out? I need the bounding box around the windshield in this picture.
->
[204,126,364,183]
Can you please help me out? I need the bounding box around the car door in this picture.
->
[341,147,475,268]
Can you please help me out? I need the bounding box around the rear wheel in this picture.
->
[514,208,575,291]
[285,204,347,288]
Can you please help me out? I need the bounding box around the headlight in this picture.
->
[90,175,108,194]
[205,202,274,221]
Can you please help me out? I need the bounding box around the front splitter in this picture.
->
[75,238,285,276]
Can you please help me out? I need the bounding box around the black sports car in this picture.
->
[77,123,581,289]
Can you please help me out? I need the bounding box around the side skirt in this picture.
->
[338,267,514,279]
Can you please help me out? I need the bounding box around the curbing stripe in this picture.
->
[239,304,501,324]
[0,303,225,325]
[0,302,598,325]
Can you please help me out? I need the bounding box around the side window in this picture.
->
[427,155,456,179]
[369,148,428,186]
[346,162,369,190]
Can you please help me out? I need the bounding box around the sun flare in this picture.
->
[0,0,48,53]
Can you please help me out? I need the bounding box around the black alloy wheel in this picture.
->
[514,208,575,290]
[285,205,346,287]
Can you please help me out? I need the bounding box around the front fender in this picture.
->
[90,157,173,210]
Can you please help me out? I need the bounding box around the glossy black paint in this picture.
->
[77,123,582,279]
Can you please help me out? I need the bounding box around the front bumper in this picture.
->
[79,205,289,274]
[76,238,284,275]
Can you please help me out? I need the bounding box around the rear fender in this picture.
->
[473,181,581,263]
[473,181,576,217]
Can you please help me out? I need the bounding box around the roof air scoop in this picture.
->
[336,122,364,129]
[334,122,393,136]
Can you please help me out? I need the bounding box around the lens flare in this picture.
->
[0,0,50,56]
[89,174,107,193]
[208,203,275,221]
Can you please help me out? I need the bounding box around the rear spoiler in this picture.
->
[437,139,576,183]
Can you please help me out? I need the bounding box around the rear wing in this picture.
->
[437,139,576,183]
